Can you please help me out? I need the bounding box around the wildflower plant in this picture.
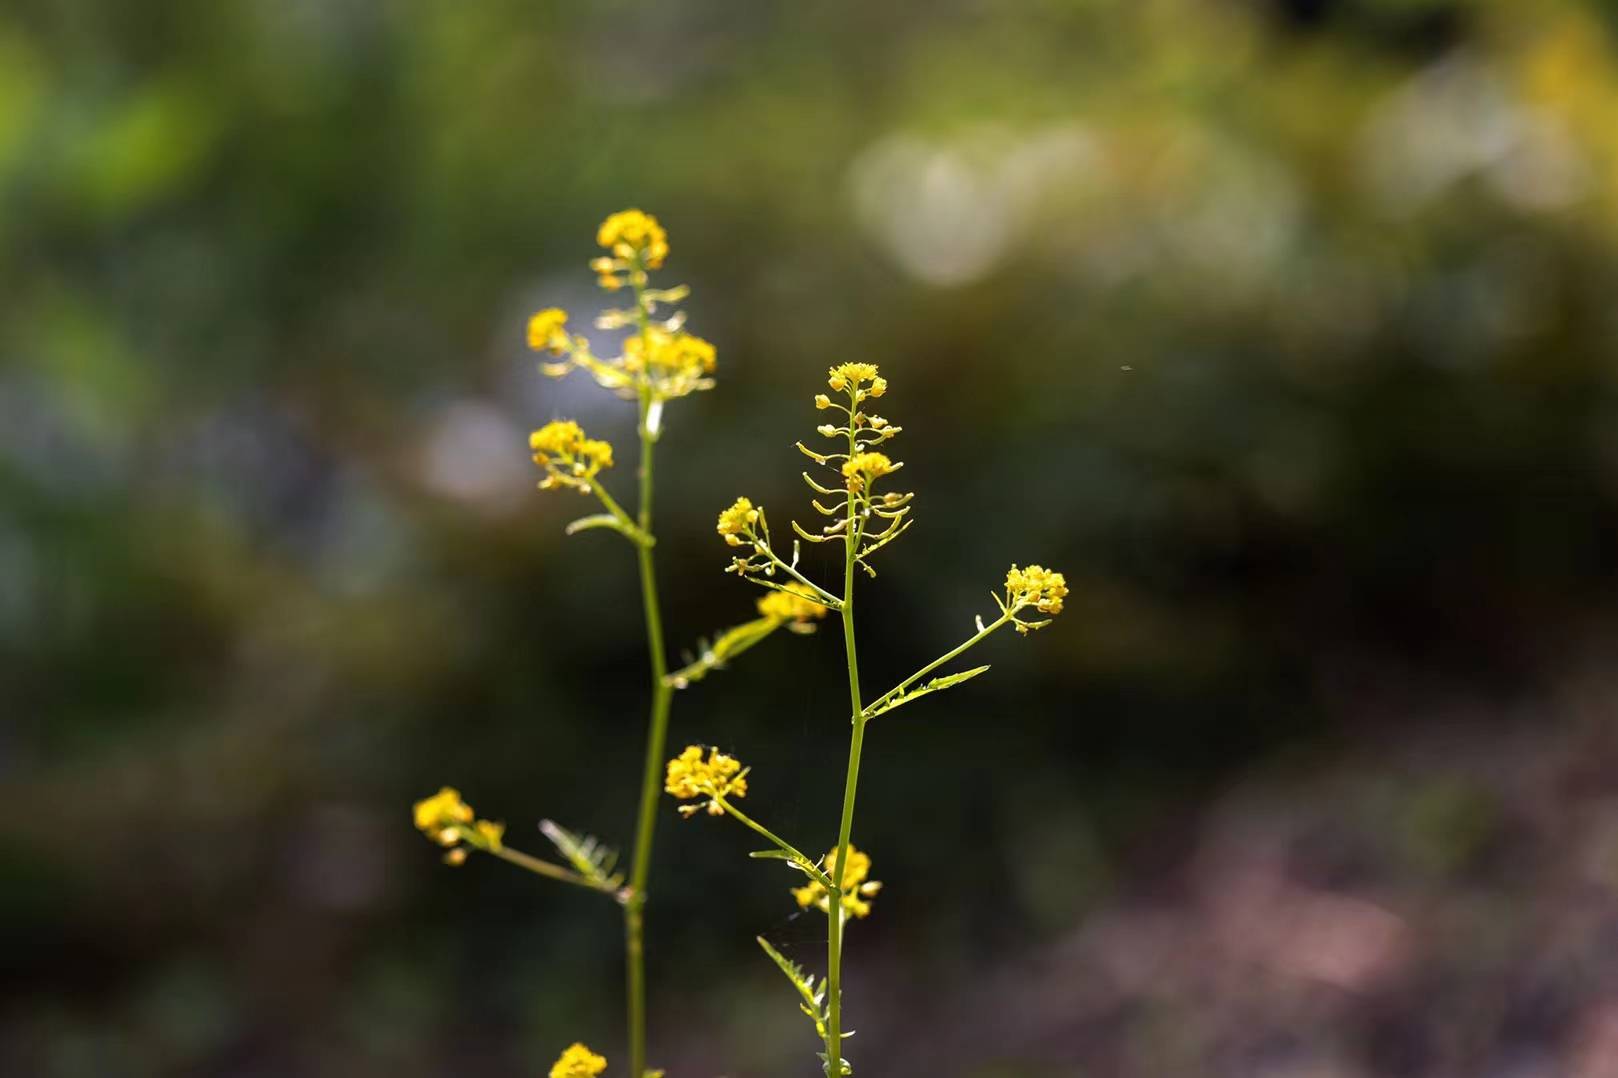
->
[669,362,1066,1074]
[412,211,818,1078]
[413,210,1064,1075]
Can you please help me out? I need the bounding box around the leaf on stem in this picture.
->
[757,936,831,1043]
[538,820,625,891]
[866,665,992,719]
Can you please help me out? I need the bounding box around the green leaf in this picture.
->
[564,514,653,547]
[665,616,782,688]
[538,820,624,890]
[757,936,829,1039]
[868,665,992,719]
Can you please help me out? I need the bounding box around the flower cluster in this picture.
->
[792,363,913,574]
[756,582,829,624]
[791,845,883,920]
[665,745,750,817]
[841,451,898,491]
[413,787,505,865]
[595,208,669,280]
[528,210,717,406]
[826,363,886,398]
[623,326,718,400]
[530,419,615,493]
[1003,563,1070,633]
[550,1042,608,1078]
[528,308,572,354]
[717,496,759,546]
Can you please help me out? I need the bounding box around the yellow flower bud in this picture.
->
[527,308,570,355]
[550,1043,608,1078]
[596,209,669,269]
[716,497,759,545]
[665,745,749,817]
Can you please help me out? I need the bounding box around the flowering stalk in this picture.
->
[824,379,870,1075]
[695,362,1067,1074]
[416,210,826,1078]
[622,268,672,1078]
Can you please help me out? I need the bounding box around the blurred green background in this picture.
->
[7,0,1618,1074]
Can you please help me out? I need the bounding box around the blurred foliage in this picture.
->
[5,0,1618,1074]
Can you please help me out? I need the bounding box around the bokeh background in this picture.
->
[7,0,1618,1074]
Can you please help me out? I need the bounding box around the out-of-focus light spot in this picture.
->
[420,399,529,512]
[1161,130,1302,289]
[1362,53,1590,215]
[1491,110,1589,211]
[848,124,1098,286]
[1199,838,1407,991]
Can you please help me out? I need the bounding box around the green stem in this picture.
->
[824,391,868,1075]
[750,535,845,609]
[863,613,1012,718]
[585,475,651,546]
[484,843,604,892]
[712,795,835,891]
[664,616,783,688]
[623,264,671,1078]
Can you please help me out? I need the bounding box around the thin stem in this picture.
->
[485,844,607,893]
[750,538,844,609]
[664,616,782,688]
[585,475,652,546]
[824,388,868,1075]
[712,794,836,891]
[863,613,1012,718]
[623,264,673,1078]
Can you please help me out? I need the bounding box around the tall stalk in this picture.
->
[623,276,673,1078]
[674,359,1069,1077]
[824,418,869,1074]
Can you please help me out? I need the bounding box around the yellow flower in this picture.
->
[757,583,829,623]
[1006,564,1068,614]
[1005,564,1068,632]
[716,496,759,545]
[414,787,473,846]
[841,451,897,489]
[527,308,571,354]
[550,1042,608,1078]
[597,209,669,269]
[530,419,584,456]
[589,256,623,290]
[792,845,883,919]
[814,394,832,409]
[828,362,880,393]
[624,329,717,397]
[543,212,716,402]
[529,420,614,492]
[412,787,507,860]
[665,745,749,817]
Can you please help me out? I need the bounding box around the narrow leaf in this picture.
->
[868,665,992,719]
[538,820,624,889]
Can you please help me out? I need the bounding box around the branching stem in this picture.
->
[486,844,612,893]
[863,612,1012,718]
[824,384,869,1075]
[623,263,674,1078]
